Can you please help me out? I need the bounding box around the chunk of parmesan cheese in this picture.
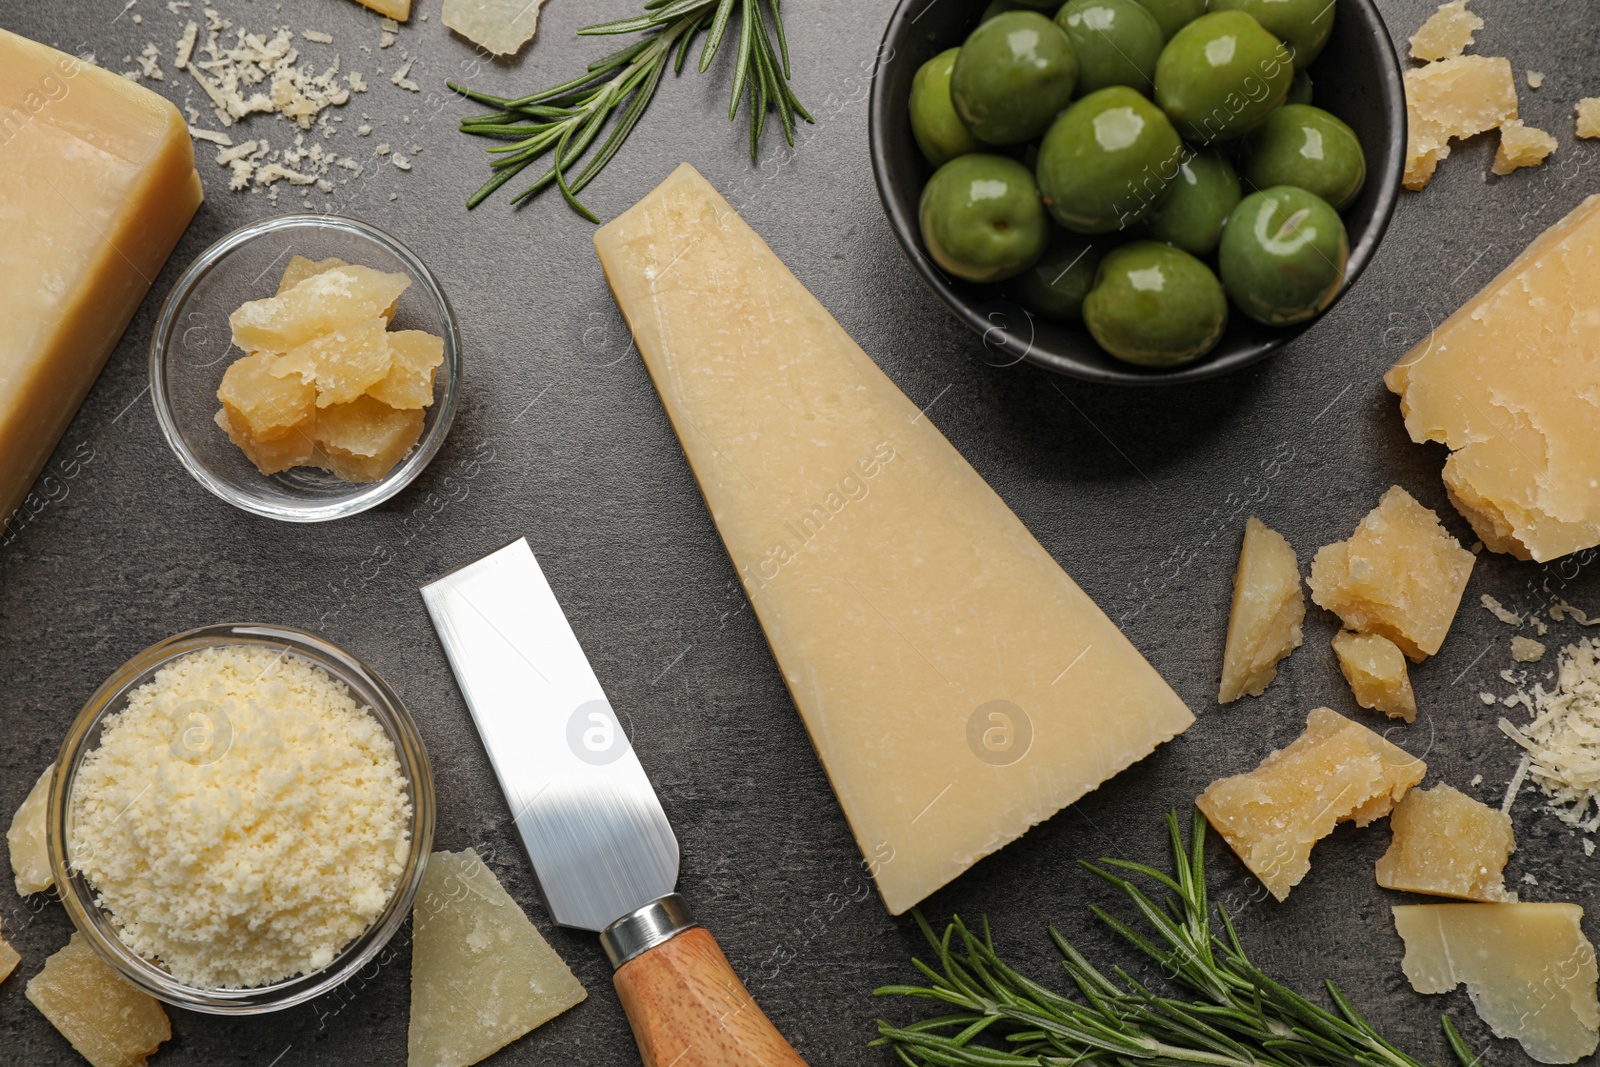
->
[6,763,53,895]
[27,933,171,1067]
[1308,486,1475,661]
[1408,0,1482,61]
[442,0,549,56]
[1394,903,1599,1064]
[409,849,586,1067]
[1218,516,1304,703]
[0,914,19,985]
[1376,783,1515,901]
[1331,631,1417,722]
[1577,98,1600,139]
[1493,119,1558,175]
[1198,707,1425,901]
[1403,55,1517,190]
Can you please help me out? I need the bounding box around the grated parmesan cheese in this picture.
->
[1499,638,1600,832]
[67,645,411,989]
[1512,635,1548,662]
[1482,593,1522,625]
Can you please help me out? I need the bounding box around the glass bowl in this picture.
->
[149,214,462,521]
[47,623,436,1014]
[867,0,1406,385]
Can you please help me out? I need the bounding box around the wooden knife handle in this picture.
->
[613,925,809,1067]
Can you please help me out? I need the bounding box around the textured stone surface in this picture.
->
[1,1,1599,1065]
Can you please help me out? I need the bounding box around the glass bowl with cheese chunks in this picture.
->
[150,214,462,521]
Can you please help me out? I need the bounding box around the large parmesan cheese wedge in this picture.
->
[1197,707,1424,900]
[409,849,585,1067]
[1394,903,1600,1064]
[1386,195,1600,562]
[595,164,1194,915]
[0,29,202,535]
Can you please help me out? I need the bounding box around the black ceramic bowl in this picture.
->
[868,0,1406,385]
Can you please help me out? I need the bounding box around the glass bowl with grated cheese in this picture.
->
[149,213,463,522]
[47,623,436,1014]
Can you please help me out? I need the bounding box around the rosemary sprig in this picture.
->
[872,809,1480,1067]
[449,0,812,220]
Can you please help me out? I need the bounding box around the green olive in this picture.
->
[1083,241,1228,365]
[1010,231,1102,320]
[951,12,1080,145]
[982,0,1058,18]
[1055,0,1165,95]
[1210,0,1335,65]
[919,154,1051,283]
[1286,68,1313,106]
[1154,11,1294,143]
[1127,0,1208,39]
[1217,185,1347,325]
[1239,104,1365,210]
[1139,149,1241,255]
[1036,86,1184,233]
[910,49,981,167]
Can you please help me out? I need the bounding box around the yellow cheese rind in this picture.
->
[1308,487,1474,661]
[595,164,1194,915]
[1198,707,1425,901]
[1218,516,1305,703]
[7,762,54,895]
[26,932,171,1067]
[1409,0,1483,61]
[1394,903,1599,1063]
[408,849,585,1067]
[0,29,202,533]
[1386,195,1600,562]
[1331,631,1416,722]
[1493,119,1558,175]
[1376,783,1514,900]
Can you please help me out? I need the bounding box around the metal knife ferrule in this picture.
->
[601,893,697,969]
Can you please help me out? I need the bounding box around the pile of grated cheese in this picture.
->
[68,645,412,989]
[1499,637,1600,832]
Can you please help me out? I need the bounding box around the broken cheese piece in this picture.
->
[1394,903,1599,1064]
[1578,99,1600,138]
[595,164,1194,915]
[352,0,411,21]
[1408,0,1482,61]
[27,932,171,1067]
[442,0,548,56]
[1197,707,1425,901]
[1218,516,1304,703]
[1309,487,1475,661]
[1494,119,1558,175]
[1385,195,1600,562]
[409,849,585,1067]
[0,29,203,534]
[7,762,53,895]
[1403,55,1517,190]
[1331,631,1417,722]
[0,914,18,985]
[228,265,409,352]
[1376,783,1514,900]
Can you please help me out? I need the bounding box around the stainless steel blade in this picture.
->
[421,538,679,932]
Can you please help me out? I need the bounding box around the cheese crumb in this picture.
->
[1587,839,1596,856]
[1512,635,1548,662]
[1527,70,1544,89]
[391,57,420,92]
[1481,691,1498,705]
[1522,872,1539,885]
[1579,99,1600,139]
[1472,774,1484,786]
[188,125,232,145]
[67,645,411,989]
[1482,593,1522,625]
[302,29,333,43]
[391,153,412,170]
[1493,120,1558,176]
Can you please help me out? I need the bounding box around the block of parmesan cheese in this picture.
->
[595,164,1194,915]
[0,29,202,533]
[1386,195,1600,562]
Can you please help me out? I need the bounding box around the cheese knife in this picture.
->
[421,538,808,1067]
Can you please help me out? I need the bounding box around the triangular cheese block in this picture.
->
[594,164,1194,915]
[408,849,586,1067]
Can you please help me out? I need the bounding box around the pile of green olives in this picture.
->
[909,0,1364,368]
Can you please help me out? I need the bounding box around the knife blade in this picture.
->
[422,538,808,1067]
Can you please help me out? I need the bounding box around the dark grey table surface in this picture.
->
[3,0,1599,1064]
